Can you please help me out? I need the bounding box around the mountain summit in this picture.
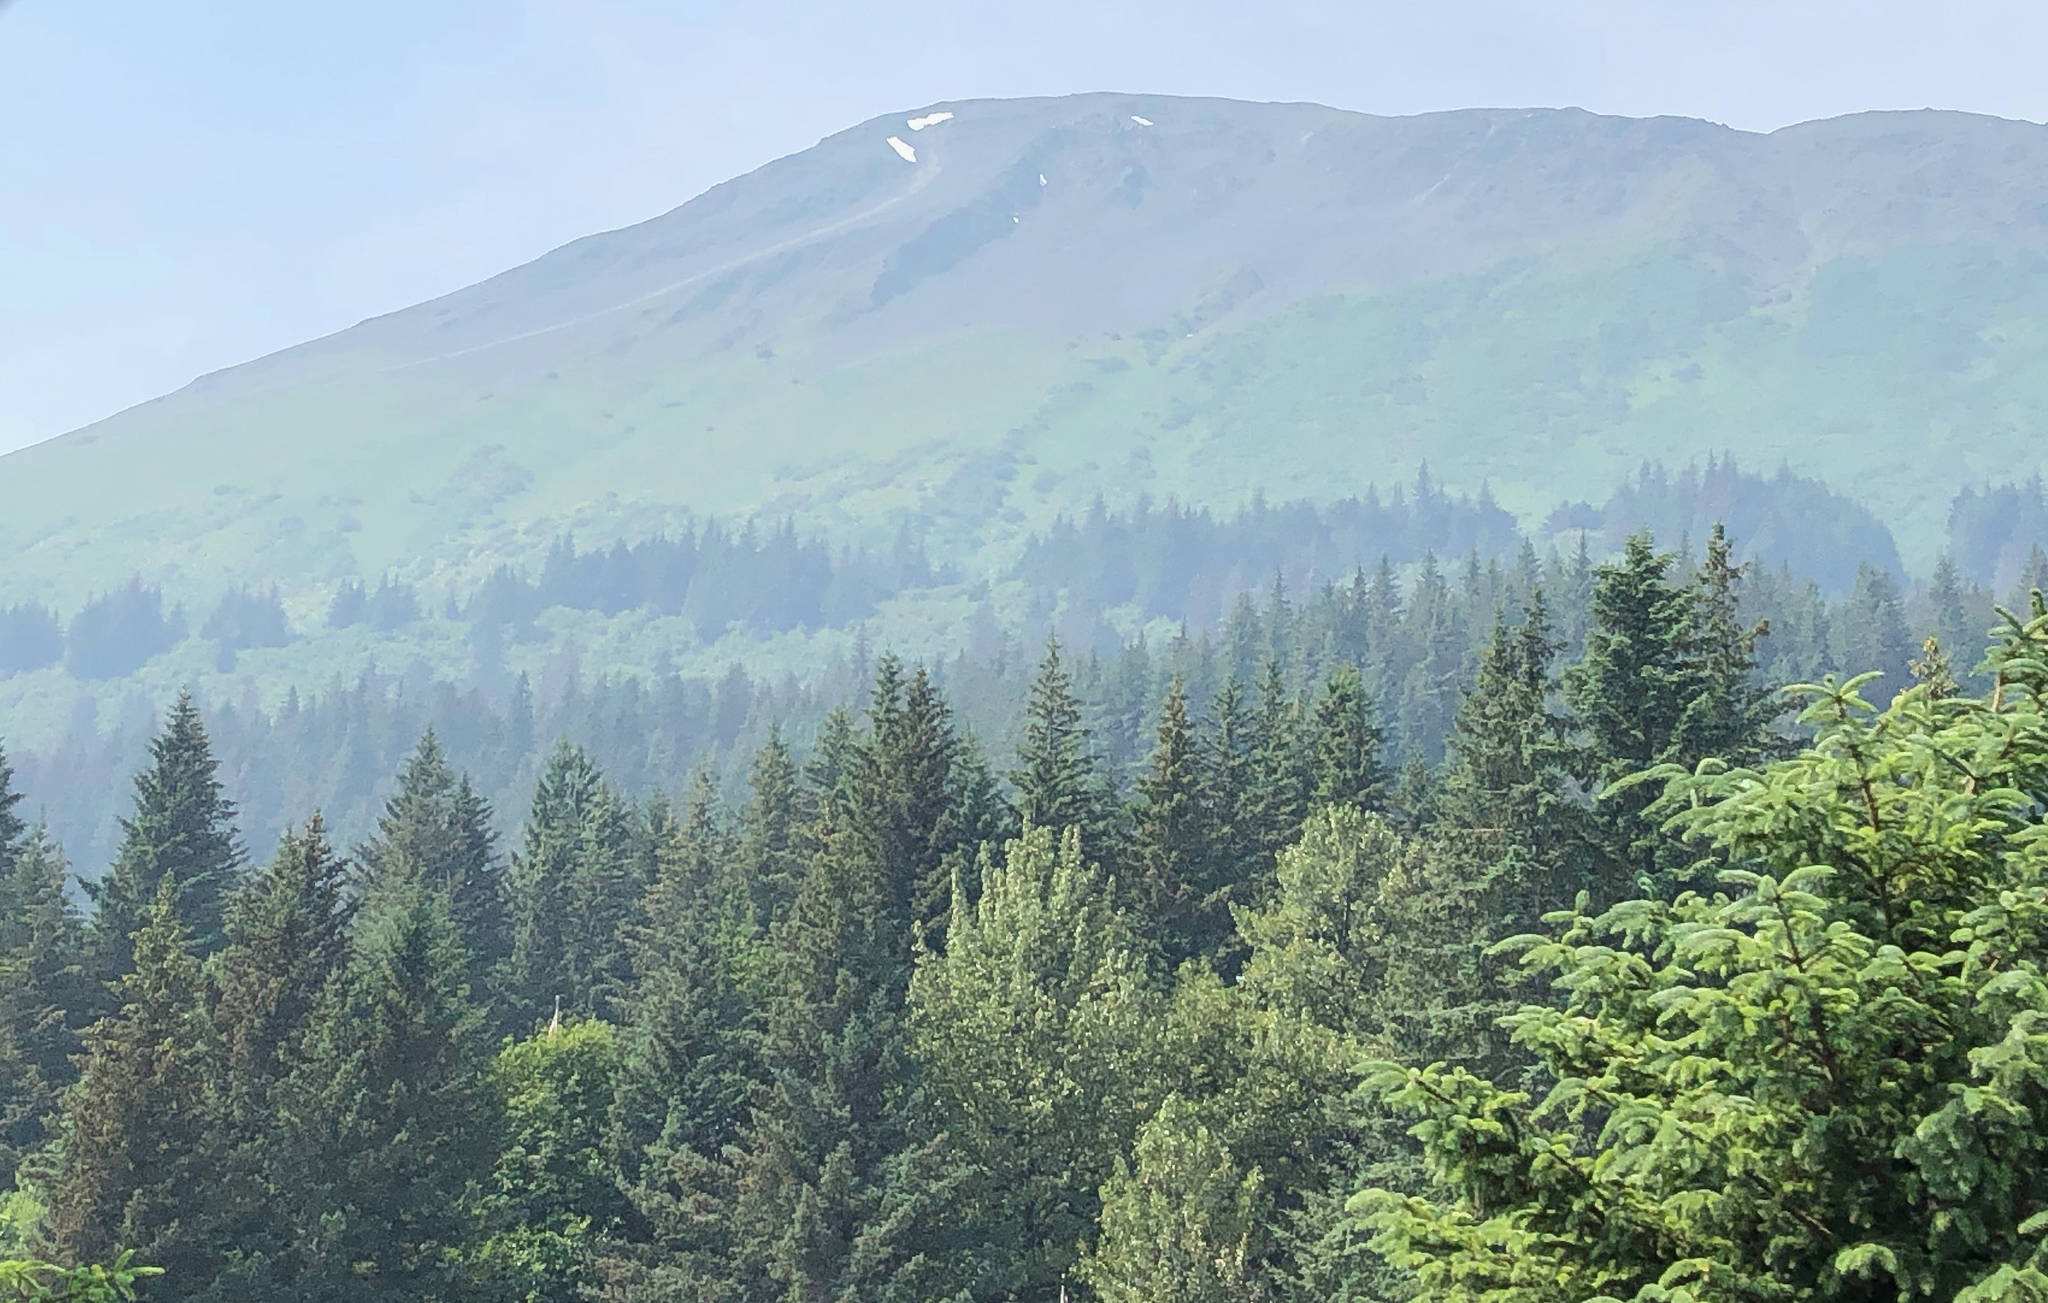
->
[6,93,2048,604]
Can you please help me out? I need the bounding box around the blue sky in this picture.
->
[3,0,2044,454]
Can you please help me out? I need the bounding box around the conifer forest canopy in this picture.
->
[7,61,2048,1303]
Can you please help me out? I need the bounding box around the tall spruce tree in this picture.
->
[1245,659,1311,861]
[86,693,245,978]
[506,741,631,1026]
[0,742,25,883]
[1308,663,1391,817]
[202,817,354,1299]
[0,826,90,1190]
[289,864,489,1301]
[1133,677,1219,965]
[1678,523,1780,765]
[1012,637,1119,863]
[1562,532,1705,898]
[357,731,507,984]
[46,884,223,1286]
[723,774,957,1302]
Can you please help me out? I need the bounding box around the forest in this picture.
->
[10,522,2048,1300]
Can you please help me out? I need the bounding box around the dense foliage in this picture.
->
[5,519,2048,1300]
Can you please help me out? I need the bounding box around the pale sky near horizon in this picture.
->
[3,0,2044,455]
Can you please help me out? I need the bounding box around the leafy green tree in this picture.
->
[85,695,244,979]
[1079,1095,1264,1303]
[45,887,222,1288]
[1359,623,2048,1303]
[470,1020,629,1303]
[0,829,90,1190]
[909,824,1163,1295]
[0,1253,161,1301]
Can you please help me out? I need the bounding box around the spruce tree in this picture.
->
[861,660,965,946]
[357,730,507,984]
[86,693,245,977]
[290,865,489,1301]
[736,727,804,926]
[0,826,90,1189]
[1308,663,1391,817]
[46,884,223,1285]
[0,742,25,883]
[1012,637,1119,863]
[1562,532,1704,897]
[213,817,353,1129]
[1244,659,1310,859]
[1133,677,1219,965]
[723,785,955,1302]
[203,817,354,1297]
[1678,522,1779,765]
[606,774,763,1300]
[506,742,624,1026]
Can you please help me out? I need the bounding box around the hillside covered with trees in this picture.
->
[10,521,2048,1299]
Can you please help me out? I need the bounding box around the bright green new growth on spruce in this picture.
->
[1359,606,2048,1302]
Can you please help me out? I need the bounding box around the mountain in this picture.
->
[6,93,2048,618]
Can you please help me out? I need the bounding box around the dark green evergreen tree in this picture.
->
[202,816,354,1298]
[1676,523,1780,766]
[1561,532,1705,898]
[1308,663,1391,817]
[289,864,489,1301]
[0,825,90,1189]
[1012,637,1119,863]
[722,785,958,1302]
[86,693,245,978]
[506,741,634,1026]
[1245,659,1311,861]
[357,730,507,987]
[1132,676,1219,965]
[46,884,223,1286]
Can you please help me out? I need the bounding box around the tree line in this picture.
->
[11,521,1982,1300]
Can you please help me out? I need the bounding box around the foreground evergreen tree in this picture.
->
[722,783,957,1302]
[1361,619,2048,1303]
[85,695,244,978]
[46,887,222,1287]
[603,774,764,1300]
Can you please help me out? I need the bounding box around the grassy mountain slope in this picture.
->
[5,95,2047,620]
